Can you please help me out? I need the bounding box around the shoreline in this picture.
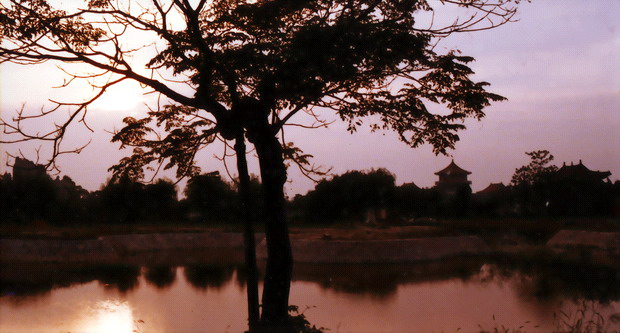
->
[1,230,618,265]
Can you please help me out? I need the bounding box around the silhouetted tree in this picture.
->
[297,169,395,223]
[511,150,558,187]
[510,150,558,216]
[47,175,90,224]
[96,177,147,223]
[184,172,238,223]
[1,158,57,223]
[143,179,179,222]
[0,158,95,224]
[391,182,422,219]
[1,1,519,330]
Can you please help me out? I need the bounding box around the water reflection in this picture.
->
[184,264,237,290]
[482,257,620,304]
[0,263,142,298]
[292,259,484,299]
[1,257,618,301]
[75,299,136,333]
[144,266,176,289]
[1,256,618,332]
[96,265,141,293]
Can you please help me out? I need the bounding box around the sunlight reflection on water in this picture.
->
[75,299,135,333]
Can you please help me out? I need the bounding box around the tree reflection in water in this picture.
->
[144,266,177,289]
[292,259,485,299]
[1,256,617,302]
[0,256,620,329]
[184,264,237,290]
[483,256,620,304]
[0,256,618,332]
[95,265,141,293]
[0,263,141,298]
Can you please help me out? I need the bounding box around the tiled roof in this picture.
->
[556,160,611,180]
[478,183,506,194]
[434,160,472,176]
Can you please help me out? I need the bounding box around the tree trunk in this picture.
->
[253,131,293,332]
[239,97,292,332]
[234,134,260,332]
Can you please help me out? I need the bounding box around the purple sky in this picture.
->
[1,1,619,196]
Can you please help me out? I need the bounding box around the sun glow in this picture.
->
[90,81,146,112]
[75,299,136,333]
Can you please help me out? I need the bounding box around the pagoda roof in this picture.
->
[434,160,472,176]
[556,160,611,180]
[477,182,506,194]
[400,182,420,190]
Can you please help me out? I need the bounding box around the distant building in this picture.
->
[400,182,420,191]
[12,157,47,182]
[555,160,611,183]
[477,182,507,194]
[474,182,510,216]
[434,160,472,216]
[548,160,614,216]
[434,160,472,193]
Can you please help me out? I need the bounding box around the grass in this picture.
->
[477,301,620,333]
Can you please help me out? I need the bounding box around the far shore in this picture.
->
[1,220,618,265]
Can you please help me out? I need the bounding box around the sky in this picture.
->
[1,1,619,197]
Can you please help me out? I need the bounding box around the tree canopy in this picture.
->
[1,0,514,177]
[1,0,520,330]
[510,150,558,187]
[298,168,395,222]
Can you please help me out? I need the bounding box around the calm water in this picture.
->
[1,256,619,333]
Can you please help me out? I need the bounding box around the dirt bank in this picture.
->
[2,229,618,264]
[258,236,490,263]
[0,232,248,263]
[1,232,489,264]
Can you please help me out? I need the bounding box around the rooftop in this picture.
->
[434,160,472,176]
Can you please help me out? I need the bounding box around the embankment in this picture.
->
[1,233,489,264]
[2,230,618,264]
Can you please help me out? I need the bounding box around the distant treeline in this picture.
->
[1,154,618,226]
[0,158,262,225]
[290,168,619,224]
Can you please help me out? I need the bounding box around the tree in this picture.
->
[96,176,148,223]
[143,178,178,222]
[1,1,519,330]
[184,172,237,222]
[510,150,558,216]
[300,168,396,223]
[510,150,558,187]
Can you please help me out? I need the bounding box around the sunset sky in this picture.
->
[1,1,619,196]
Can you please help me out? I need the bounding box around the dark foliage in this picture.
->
[184,172,238,223]
[2,154,616,227]
[182,172,264,224]
[294,169,396,223]
[91,177,178,224]
[0,160,88,225]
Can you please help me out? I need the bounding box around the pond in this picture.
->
[1,255,619,333]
